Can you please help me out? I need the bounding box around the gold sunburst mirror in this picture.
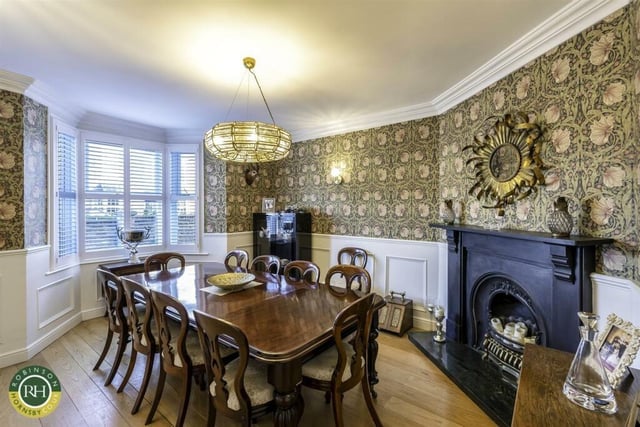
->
[463,112,544,214]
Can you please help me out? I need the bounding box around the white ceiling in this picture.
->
[0,0,626,142]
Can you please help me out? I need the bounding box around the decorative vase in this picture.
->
[562,312,617,414]
[440,200,455,225]
[547,197,572,237]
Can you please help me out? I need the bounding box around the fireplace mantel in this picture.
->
[432,223,613,353]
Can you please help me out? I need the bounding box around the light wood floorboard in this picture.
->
[0,318,496,426]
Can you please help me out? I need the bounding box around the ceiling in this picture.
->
[0,1,625,142]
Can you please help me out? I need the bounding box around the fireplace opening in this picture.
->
[471,275,546,386]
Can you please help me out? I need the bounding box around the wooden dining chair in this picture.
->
[144,252,185,273]
[194,310,274,426]
[324,264,372,294]
[337,247,368,269]
[249,254,281,274]
[147,290,206,427]
[224,249,250,271]
[94,269,130,387]
[283,260,321,286]
[301,293,382,427]
[118,277,158,415]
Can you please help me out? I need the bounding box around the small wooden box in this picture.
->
[378,291,413,336]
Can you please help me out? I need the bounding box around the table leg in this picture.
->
[368,310,380,398]
[269,360,304,427]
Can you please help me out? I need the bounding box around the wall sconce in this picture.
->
[331,167,343,184]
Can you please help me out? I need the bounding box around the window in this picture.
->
[52,119,78,267]
[64,131,200,261]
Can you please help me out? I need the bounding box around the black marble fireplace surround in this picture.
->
[409,224,612,426]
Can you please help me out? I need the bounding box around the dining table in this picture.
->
[121,261,383,427]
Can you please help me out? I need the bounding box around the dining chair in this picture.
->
[194,310,274,426]
[324,264,372,294]
[144,251,186,273]
[147,289,206,427]
[118,277,158,415]
[249,254,281,274]
[337,247,368,269]
[224,249,250,271]
[283,260,321,286]
[94,268,130,387]
[301,293,382,427]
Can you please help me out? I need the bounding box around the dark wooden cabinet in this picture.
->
[253,212,312,261]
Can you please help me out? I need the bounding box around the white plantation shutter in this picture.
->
[130,148,164,245]
[83,140,124,251]
[169,151,196,245]
[54,121,78,265]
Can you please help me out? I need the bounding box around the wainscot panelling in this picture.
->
[592,272,640,369]
[0,249,28,367]
[224,232,447,331]
[37,275,74,329]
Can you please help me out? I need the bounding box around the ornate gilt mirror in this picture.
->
[463,112,544,214]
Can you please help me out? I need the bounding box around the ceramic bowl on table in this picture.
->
[207,272,255,290]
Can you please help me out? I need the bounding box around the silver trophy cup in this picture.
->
[116,226,151,263]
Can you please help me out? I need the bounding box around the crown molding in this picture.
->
[78,112,167,141]
[290,101,440,142]
[431,0,630,114]
[26,80,86,125]
[290,0,629,141]
[0,69,34,93]
[165,128,205,144]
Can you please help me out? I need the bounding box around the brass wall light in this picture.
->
[203,57,291,163]
[330,165,343,184]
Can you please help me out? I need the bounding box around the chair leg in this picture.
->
[207,393,217,427]
[93,328,114,371]
[175,374,192,427]
[331,391,345,427]
[104,331,128,387]
[132,352,155,415]
[361,375,383,427]
[145,367,166,425]
[117,348,138,393]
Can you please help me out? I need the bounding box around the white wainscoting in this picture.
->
[205,232,447,331]
[592,272,640,369]
[37,275,75,329]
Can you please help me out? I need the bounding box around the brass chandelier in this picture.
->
[203,57,292,163]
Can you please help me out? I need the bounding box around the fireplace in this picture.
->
[409,224,612,426]
[441,225,612,354]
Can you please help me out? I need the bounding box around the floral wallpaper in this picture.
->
[22,97,47,248]
[0,90,48,250]
[205,2,638,281]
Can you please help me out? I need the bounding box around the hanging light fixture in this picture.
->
[203,57,292,163]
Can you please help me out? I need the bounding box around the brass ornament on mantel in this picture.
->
[463,112,544,214]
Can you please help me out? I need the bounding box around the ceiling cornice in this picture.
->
[293,0,629,142]
[432,0,630,114]
[0,69,34,94]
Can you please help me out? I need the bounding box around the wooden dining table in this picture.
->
[122,262,383,427]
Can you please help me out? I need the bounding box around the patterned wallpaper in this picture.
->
[0,90,47,250]
[209,2,640,281]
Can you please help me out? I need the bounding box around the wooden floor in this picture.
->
[0,317,496,426]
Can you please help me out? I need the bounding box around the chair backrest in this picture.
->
[96,268,127,334]
[283,260,320,286]
[224,249,249,271]
[121,277,155,354]
[337,247,368,269]
[332,293,376,393]
[150,289,193,375]
[194,310,255,420]
[324,264,372,294]
[144,252,185,273]
[249,254,281,274]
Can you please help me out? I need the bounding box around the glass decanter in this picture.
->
[562,312,617,414]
